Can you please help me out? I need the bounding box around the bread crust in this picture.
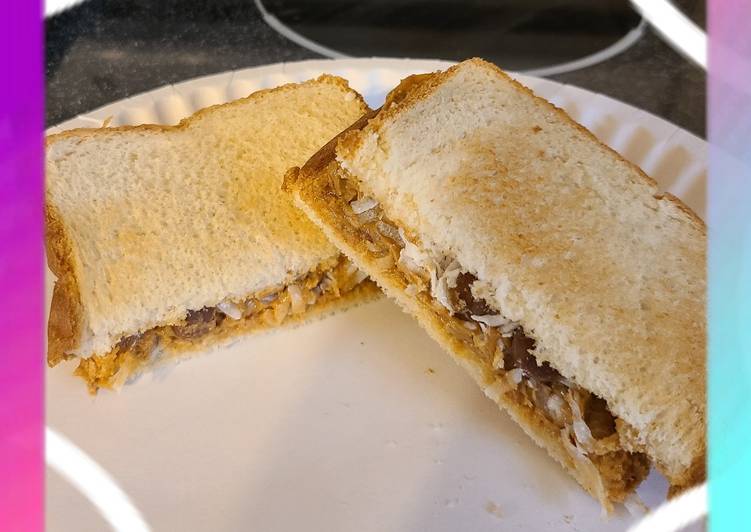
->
[45,204,84,366]
[45,75,366,146]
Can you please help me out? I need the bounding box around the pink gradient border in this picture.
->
[1,0,748,530]
[0,0,44,530]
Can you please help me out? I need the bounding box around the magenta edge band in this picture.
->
[0,0,44,530]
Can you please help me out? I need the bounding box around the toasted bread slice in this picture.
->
[46,75,379,392]
[284,59,705,509]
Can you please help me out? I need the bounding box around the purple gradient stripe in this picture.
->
[0,0,44,530]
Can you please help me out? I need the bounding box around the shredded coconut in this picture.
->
[431,261,462,313]
[560,426,610,513]
[376,220,402,242]
[217,300,244,320]
[506,368,524,386]
[287,285,306,314]
[397,228,434,274]
[357,209,379,224]
[259,293,278,305]
[350,196,379,214]
[471,314,513,328]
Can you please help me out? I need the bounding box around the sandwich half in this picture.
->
[46,75,379,393]
[284,59,706,510]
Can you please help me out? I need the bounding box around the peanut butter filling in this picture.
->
[75,257,368,392]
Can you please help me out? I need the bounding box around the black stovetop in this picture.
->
[46,0,705,136]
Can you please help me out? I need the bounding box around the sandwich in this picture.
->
[284,59,706,510]
[46,75,379,393]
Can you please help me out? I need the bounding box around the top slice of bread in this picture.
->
[335,59,705,489]
[46,75,369,361]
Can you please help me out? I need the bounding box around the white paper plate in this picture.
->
[46,58,706,532]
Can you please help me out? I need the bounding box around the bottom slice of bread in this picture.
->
[55,257,380,393]
[285,160,650,511]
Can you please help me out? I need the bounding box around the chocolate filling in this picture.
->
[585,395,617,439]
[502,329,563,385]
[453,272,496,319]
[171,307,224,339]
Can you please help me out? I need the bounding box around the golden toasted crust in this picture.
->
[45,204,84,366]
[45,75,366,146]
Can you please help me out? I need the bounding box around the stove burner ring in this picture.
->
[255,0,645,77]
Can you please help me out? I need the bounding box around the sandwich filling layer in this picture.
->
[75,257,369,392]
[317,167,650,505]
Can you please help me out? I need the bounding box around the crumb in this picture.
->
[426,368,436,375]
[360,341,364,346]
[485,501,503,519]
[563,514,573,524]
[101,116,113,128]
[532,125,542,133]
